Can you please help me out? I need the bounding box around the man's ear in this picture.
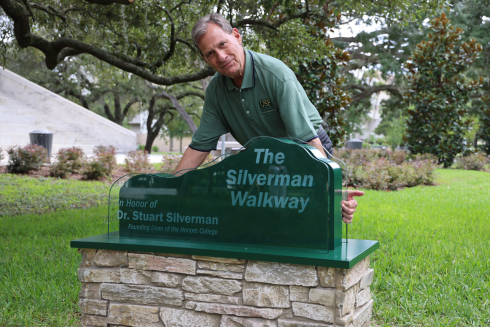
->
[232,28,242,45]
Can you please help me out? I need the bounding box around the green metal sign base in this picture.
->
[70,232,378,269]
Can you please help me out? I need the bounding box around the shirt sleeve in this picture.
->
[189,87,229,151]
[274,78,318,142]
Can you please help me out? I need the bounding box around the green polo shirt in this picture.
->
[189,49,323,151]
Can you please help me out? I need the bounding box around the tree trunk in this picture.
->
[145,133,160,154]
[161,90,197,133]
[170,137,174,151]
[114,93,123,125]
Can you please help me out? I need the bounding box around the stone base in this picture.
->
[77,249,374,327]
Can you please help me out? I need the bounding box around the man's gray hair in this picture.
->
[191,13,234,54]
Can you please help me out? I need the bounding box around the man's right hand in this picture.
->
[172,147,210,176]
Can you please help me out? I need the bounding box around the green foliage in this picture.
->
[82,145,117,179]
[333,149,436,190]
[0,206,109,326]
[455,153,489,171]
[160,154,184,174]
[2,169,488,326]
[138,145,145,151]
[50,147,85,178]
[386,116,405,151]
[351,169,490,326]
[0,174,107,217]
[6,145,48,173]
[93,145,117,175]
[82,160,108,180]
[152,146,159,153]
[375,96,404,137]
[296,48,351,147]
[295,12,351,147]
[125,150,154,173]
[404,13,483,168]
[479,95,490,154]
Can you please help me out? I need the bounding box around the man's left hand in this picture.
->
[341,190,364,224]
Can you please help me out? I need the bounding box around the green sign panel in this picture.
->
[116,137,343,252]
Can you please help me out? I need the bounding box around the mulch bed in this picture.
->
[0,165,131,185]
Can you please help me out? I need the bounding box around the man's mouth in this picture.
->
[221,61,233,69]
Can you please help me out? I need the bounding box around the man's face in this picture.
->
[198,23,245,80]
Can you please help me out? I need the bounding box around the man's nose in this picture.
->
[216,49,226,62]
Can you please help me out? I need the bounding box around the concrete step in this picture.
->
[0,114,37,124]
[0,68,136,153]
[1,134,101,146]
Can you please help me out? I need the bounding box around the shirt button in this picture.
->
[247,111,250,114]
[242,99,245,102]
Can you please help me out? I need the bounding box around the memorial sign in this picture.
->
[71,137,379,268]
[116,137,341,252]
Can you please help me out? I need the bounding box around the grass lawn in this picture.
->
[0,174,108,217]
[0,169,489,326]
[350,169,490,326]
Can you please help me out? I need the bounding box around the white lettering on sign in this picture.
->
[117,210,219,226]
[226,170,313,187]
[231,191,309,213]
[254,148,285,164]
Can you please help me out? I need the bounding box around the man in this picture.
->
[174,13,363,223]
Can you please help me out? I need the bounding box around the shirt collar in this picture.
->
[225,48,255,91]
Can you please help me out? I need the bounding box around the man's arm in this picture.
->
[306,137,327,157]
[172,147,210,176]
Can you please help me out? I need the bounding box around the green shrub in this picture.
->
[93,145,116,175]
[138,145,145,151]
[50,147,85,178]
[160,154,216,174]
[478,95,490,155]
[347,149,378,166]
[152,146,159,152]
[160,154,183,174]
[391,150,407,165]
[455,153,488,171]
[82,160,107,180]
[404,13,482,167]
[125,150,154,173]
[6,144,48,173]
[82,145,116,180]
[346,157,437,191]
[414,153,439,162]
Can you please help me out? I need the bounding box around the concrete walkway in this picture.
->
[115,154,174,164]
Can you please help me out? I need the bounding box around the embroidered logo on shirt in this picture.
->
[259,99,271,108]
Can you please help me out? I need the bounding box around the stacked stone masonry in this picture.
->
[78,249,374,327]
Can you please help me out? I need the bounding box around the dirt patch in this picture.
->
[0,164,131,185]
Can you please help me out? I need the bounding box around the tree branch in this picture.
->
[331,36,357,42]
[345,84,402,103]
[1,0,215,85]
[216,0,224,13]
[30,3,67,22]
[170,0,190,12]
[176,38,197,53]
[176,91,205,100]
[21,0,35,21]
[234,18,277,30]
[122,98,138,117]
[83,0,135,5]
[234,8,315,31]
[104,104,116,122]
[159,90,197,133]
[154,8,176,66]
